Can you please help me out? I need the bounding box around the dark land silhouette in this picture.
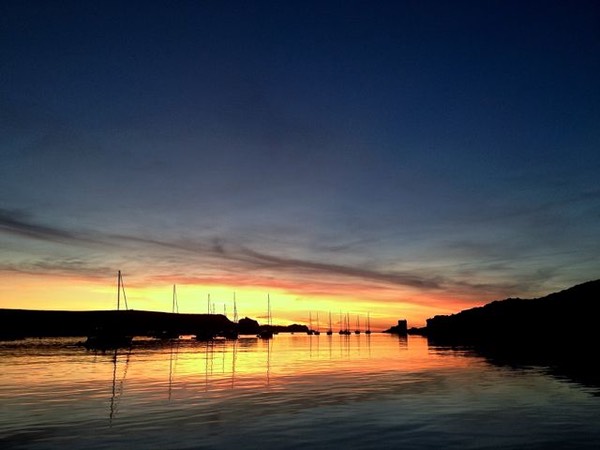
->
[3,279,598,348]
[0,309,308,341]
[411,279,599,347]
[407,279,600,393]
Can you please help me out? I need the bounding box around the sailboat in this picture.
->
[338,312,351,335]
[220,292,239,340]
[365,313,372,335]
[155,284,180,339]
[195,293,216,341]
[314,312,320,335]
[84,270,133,350]
[307,312,314,335]
[326,311,333,335]
[258,294,274,339]
[355,315,361,335]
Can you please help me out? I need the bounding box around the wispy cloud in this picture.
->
[232,246,444,289]
[109,234,519,296]
[2,209,589,303]
[0,258,113,280]
[0,209,95,244]
[0,211,447,290]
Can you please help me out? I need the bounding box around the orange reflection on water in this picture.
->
[115,334,481,399]
[0,334,483,422]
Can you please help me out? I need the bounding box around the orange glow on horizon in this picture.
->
[0,272,484,329]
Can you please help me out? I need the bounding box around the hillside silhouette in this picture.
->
[421,279,599,347]
[417,280,600,391]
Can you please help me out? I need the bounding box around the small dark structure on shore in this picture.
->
[384,319,408,335]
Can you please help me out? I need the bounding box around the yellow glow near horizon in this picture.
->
[0,272,479,329]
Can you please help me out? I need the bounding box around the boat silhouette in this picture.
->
[257,294,273,339]
[365,313,372,335]
[314,312,321,335]
[339,312,351,335]
[307,312,315,335]
[355,315,361,335]
[84,271,132,350]
[194,294,217,341]
[218,293,239,340]
[154,284,180,340]
[326,311,333,335]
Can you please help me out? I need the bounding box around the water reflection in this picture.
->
[191,336,272,392]
[159,334,421,395]
[2,335,600,450]
[266,338,272,385]
[397,334,408,349]
[427,337,600,395]
[168,339,179,400]
[89,333,599,429]
[109,348,131,425]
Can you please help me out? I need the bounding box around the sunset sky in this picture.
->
[1,1,599,329]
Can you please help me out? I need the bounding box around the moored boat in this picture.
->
[84,271,132,350]
[258,294,274,339]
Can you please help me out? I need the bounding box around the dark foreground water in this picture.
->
[1,334,599,449]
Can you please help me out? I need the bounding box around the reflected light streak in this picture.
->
[1,335,480,400]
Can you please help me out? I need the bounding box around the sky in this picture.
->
[1,0,599,329]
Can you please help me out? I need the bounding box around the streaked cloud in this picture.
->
[0,209,94,244]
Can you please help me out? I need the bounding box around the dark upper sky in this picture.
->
[1,1,599,322]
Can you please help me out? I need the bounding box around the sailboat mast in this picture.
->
[233,292,238,323]
[172,284,177,314]
[116,270,121,311]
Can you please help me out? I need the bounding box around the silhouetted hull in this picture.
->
[83,333,132,350]
[153,330,180,340]
[219,330,239,340]
[258,330,273,339]
[194,331,216,341]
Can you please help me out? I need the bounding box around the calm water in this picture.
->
[1,334,599,449]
